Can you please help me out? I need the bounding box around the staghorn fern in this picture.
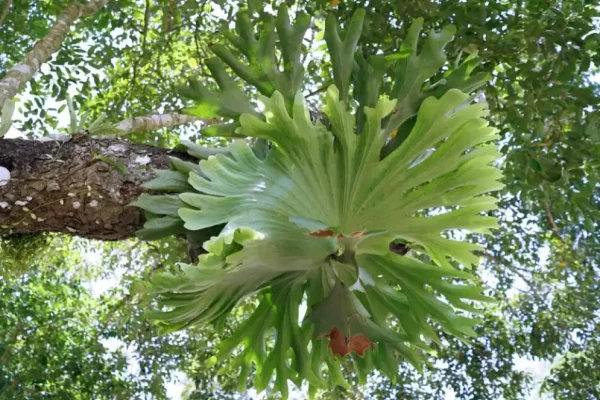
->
[131,5,503,398]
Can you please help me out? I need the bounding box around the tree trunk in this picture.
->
[0,136,192,240]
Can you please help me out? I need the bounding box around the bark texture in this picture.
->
[115,112,202,134]
[0,0,109,106]
[0,136,193,240]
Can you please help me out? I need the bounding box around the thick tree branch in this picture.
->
[0,0,110,107]
[0,105,213,240]
[0,136,196,240]
[114,112,203,134]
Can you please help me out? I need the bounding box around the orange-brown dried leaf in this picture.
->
[323,327,375,356]
[309,229,335,237]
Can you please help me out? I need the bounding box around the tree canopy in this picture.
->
[1,0,599,399]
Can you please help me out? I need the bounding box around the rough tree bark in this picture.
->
[0,135,194,240]
[0,0,110,106]
[115,112,201,134]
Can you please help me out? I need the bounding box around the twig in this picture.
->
[477,251,538,291]
[301,25,315,65]
[115,1,149,114]
[543,198,562,240]
[305,81,332,98]
[142,0,150,53]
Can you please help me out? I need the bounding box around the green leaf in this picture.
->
[181,4,311,126]
[129,194,186,217]
[143,170,193,192]
[325,9,366,102]
[383,19,457,142]
[430,53,490,98]
[200,122,244,138]
[353,53,391,131]
[136,216,185,241]
[130,280,150,295]
[180,64,256,119]
[529,158,542,172]
[168,157,202,176]
[331,260,359,287]
[180,140,230,160]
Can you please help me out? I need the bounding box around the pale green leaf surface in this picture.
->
[159,86,502,391]
[136,11,503,397]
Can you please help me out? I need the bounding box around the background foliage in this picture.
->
[1,0,599,398]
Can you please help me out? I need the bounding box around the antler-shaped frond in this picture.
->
[133,8,502,398]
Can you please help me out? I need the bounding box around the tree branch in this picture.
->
[114,112,204,134]
[0,0,110,107]
[141,0,150,55]
[0,136,195,240]
[0,0,13,27]
[543,198,562,240]
[0,103,228,239]
[477,251,540,295]
[305,81,332,98]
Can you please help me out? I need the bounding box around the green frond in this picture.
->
[132,8,503,398]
